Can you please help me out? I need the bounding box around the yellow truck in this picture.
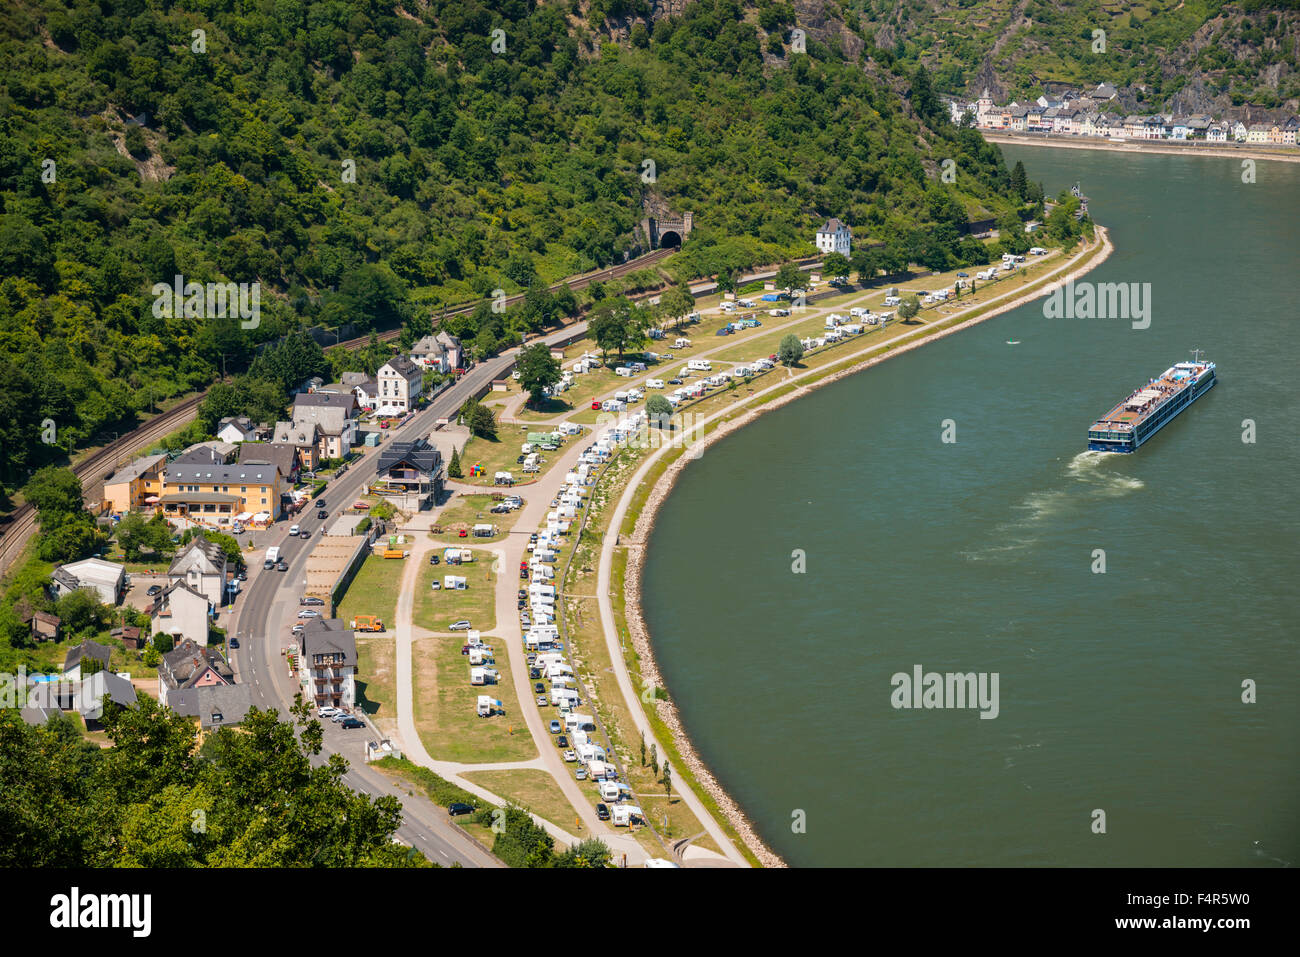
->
[351,615,384,633]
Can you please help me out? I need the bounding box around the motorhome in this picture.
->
[475,695,500,717]
[443,574,467,589]
[687,359,712,372]
[265,545,281,565]
[883,295,902,306]
[566,713,597,734]
[469,666,498,686]
[600,781,632,802]
[611,805,644,827]
[467,646,492,665]
[550,687,580,707]
[673,337,690,349]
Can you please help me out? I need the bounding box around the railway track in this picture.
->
[0,247,679,577]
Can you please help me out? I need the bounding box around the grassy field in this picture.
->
[456,430,576,487]
[335,554,403,630]
[412,633,536,763]
[414,554,497,632]
[430,493,522,544]
[355,634,397,736]
[462,768,586,833]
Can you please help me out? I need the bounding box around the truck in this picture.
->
[351,615,384,632]
[265,545,281,565]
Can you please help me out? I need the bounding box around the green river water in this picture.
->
[640,145,1300,867]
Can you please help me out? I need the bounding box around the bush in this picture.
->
[373,757,481,810]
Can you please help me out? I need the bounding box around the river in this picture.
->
[640,145,1300,867]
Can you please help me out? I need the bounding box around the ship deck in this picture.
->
[1090,364,1209,431]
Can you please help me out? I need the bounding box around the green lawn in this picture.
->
[412,633,536,763]
[462,768,585,833]
[457,430,574,487]
[430,493,522,544]
[413,554,498,632]
[335,554,404,630]
[355,634,397,735]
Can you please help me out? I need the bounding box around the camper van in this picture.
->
[566,713,597,734]
[673,337,690,349]
[600,780,631,802]
[611,805,644,827]
[265,545,281,565]
[687,359,712,372]
[549,687,580,707]
[883,295,902,307]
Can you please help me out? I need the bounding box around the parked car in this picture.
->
[518,589,528,599]
[291,624,305,635]
[534,682,546,694]
[563,750,577,763]
[528,533,538,543]
[517,598,526,609]
[536,695,548,706]
[353,501,370,510]
[449,620,472,631]
[596,803,610,821]
[520,569,529,579]
[229,636,239,649]
[448,803,475,817]
[529,667,541,680]
[556,735,568,748]
[318,707,338,719]
[457,529,468,537]
[429,554,440,565]
[341,717,365,729]
[668,378,682,385]
[516,455,526,465]
[549,720,561,734]
[300,596,324,606]
[575,768,588,781]
[146,585,163,596]
[297,609,320,619]
[330,712,348,723]
[276,561,289,572]
[236,570,247,581]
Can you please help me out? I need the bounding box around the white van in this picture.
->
[646,378,664,389]
[687,359,712,372]
[883,295,901,307]
[288,524,300,536]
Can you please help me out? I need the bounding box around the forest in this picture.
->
[0,0,1029,492]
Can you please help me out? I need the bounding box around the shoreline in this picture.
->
[616,226,1115,867]
[983,132,1300,165]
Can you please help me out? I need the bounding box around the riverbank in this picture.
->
[984,132,1300,165]
[611,226,1114,865]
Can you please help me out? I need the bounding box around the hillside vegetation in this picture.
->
[0,0,1029,491]
[841,0,1300,112]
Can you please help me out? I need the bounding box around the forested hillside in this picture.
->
[841,0,1300,113]
[0,0,1028,491]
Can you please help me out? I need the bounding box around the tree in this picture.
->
[556,837,612,868]
[54,589,109,637]
[447,446,463,479]
[659,285,695,331]
[851,248,881,285]
[117,512,173,562]
[663,761,672,797]
[898,294,921,320]
[822,252,850,278]
[650,742,658,776]
[1010,160,1028,200]
[778,333,804,367]
[588,297,642,360]
[640,730,646,767]
[775,262,804,294]
[23,468,85,529]
[459,399,497,439]
[646,395,672,429]
[517,343,561,407]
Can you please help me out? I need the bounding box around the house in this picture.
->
[373,439,443,510]
[1232,121,1249,142]
[1055,110,1078,135]
[376,355,424,415]
[102,453,167,513]
[166,682,253,729]
[158,639,235,709]
[62,639,113,681]
[1026,106,1047,131]
[342,371,379,410]
[216,416,257,444]
[409,335,448,373]
[815,218,852,256]
[1283,117,1299,145]
[1092,83,1117,101]
[1206,124,1227,143]
[435,331,462,371]
[51,558,125,605]
[1008,103,1029,131]
[1145,115,1168,140]
[291,391,360,458]
[29,611,61,642]
[1267,123,1284,145]
[975,88,996,126]
[1186,115,1211,138]
[160,457,286,526]
[25,670,137,723]
[237,442,299,486]
[174,441,238,465]
[150,580,212,646]
[1246,123,1270,144]
[298,619,358,711]
[1169,117,1191,140]
[110,625,143,650]
[168,537,229,607]
[271,421,321,473]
